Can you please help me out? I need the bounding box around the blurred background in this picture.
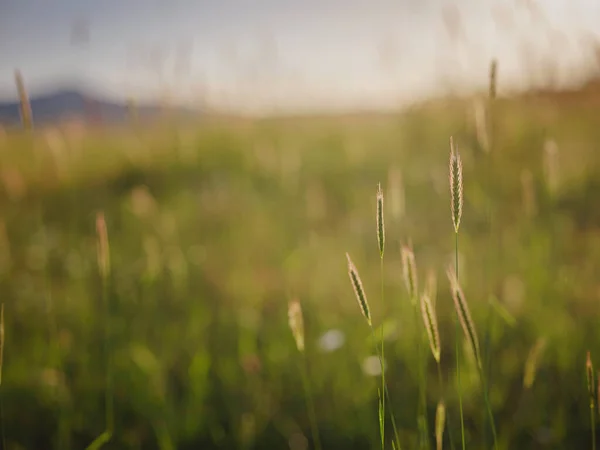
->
[1,0,600,449]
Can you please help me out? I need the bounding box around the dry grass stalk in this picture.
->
[288,300,305,352]
[346,253,371,326]
[587,351,595,408]
[96,212,110,280]
[473,99,490,153]
[449,138,463,233]
[387,167,405,220]
[376,183,384,258]
[523,337,546,388]
[543,138,560,195]
[447,267,481,368]
[435,400,446,450]
[14,70,33,129]
[521,169,537,218]
[401,245,418,305]
[420,292,440,363]
[426,269,437,308]
[489,59,498,100]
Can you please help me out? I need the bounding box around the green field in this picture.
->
[1,86,600,449]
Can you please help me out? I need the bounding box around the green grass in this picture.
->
[0,90,600,449]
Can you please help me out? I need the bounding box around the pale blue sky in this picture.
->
[1,0,600,112]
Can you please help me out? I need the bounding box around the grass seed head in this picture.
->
[449,137,463,233]
[376,183,385,258]
[288,300,305,352]
[96,212,110,281]
[346,253,371,326]
[401,245,418,305]
[447,266,481,368]
[435,400,446,450]
[420,291,440,363]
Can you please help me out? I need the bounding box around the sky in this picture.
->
[1,0,600,113]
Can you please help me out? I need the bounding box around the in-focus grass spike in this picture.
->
[346,253,371,326]
[449,137,463,234]
[377,182,385,259]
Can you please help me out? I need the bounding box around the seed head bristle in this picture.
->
[435,400,446,450]
[96,212,110,280]
[376,183,385,258]
[288,300,305,352]
[346,253,371,326]
[449,137,463,233]
[447,267,481,368]
[401,245,418,305]
[420,292,440,363]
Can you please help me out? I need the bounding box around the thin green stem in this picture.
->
[380,257,386,450]
[477,366,498,450]
[455,232,466,450]
[300,355,322,450]
[86,274,113,450]
[370,325,401,450]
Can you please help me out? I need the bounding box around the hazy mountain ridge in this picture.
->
[0,88,200,125]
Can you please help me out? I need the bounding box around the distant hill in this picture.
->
[0,88,200,126]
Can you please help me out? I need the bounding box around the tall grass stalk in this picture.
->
[482,58,499,448]
[587,352,596,450]
[449,137,498,449]
[86,212,113,450]
[288,300,322,450]
[377,183,386,450]
[347,252,400,449]
[449,138,466,450]
[447,268,498,450]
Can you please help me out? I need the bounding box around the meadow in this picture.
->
[1,80,600,450]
